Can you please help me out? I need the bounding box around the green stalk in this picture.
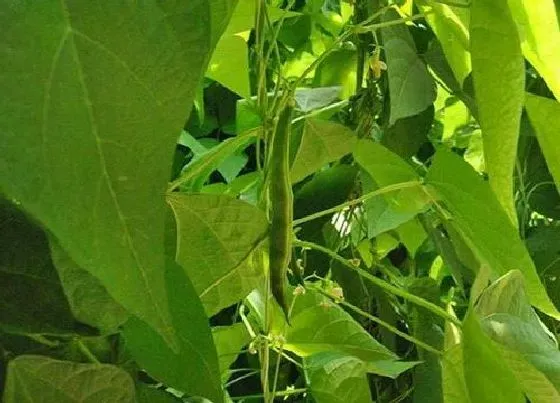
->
[311,285,443,356]
[294,239,463,327]
[293,181,422,226]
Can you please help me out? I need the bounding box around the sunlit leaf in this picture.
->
[426,150,560,319]
[470,0,525,226]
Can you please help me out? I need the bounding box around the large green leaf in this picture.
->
[305,352,371,403]
[417,1,471,85]
[247,288,397,363]
[508,0,560,99]
[0,199,77,335]
[381,9,437,125]
[474,271,560,395]
[291,118,357,184]
[3,355,135,403]
[462,312,525,403]
[167,193,268,316]
[123,259,222,403]
[49,240,128,334]
[426,149,559,319]
[525,94,560,195]
[470,0,525,226]
[0,1,233,348]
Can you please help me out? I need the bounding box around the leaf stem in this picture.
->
[294,239,462,327]
[230,388,307,401]
[75,338,100,364]
[311,285,443,355]
[293,181,422,226]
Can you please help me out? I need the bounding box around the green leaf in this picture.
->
[395,218,427,257]
[136,384,183,403]
[508,0,560,99]
[381,106,434,160]
[525,94,560,195]
[462,312,525,403]
[381,9,437,125]
[354,139,428,214]
[470,0,525,226]
[291,118,357,184]
[305,352,372,403]
[474,271,560,394]
[167,193,268,316]
[0,199,77,335]
[49,240,129,334]
[313,49,358,100]
[123,259,222,403]
[0,1,232,348]
[294,87,342,112]
[207,35,250,98]
[416,1,471,85]
[442,344,471,403]
[171,128,259,192]
[526,226,560,309]
[426,149,560,319]
[3,355,135,403]
[213,323,251,381]
[248,288,397,363]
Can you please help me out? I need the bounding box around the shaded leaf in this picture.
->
[291,118,357,184]
[136,384,183,403]
[123,259,222,403]
[525,94,560,195]
[49,240,128,334]
[3,355,135,403]
[0,199,76,334]
[0,0,233,348]
[167,193,268,316]
[426,149,559,319]
[470,0,524,225]
[382,106,434,159]
[526,226,560,309]
[381,9,437,125]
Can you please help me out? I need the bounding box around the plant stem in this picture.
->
[311,285,443,355]
[75,338,100,364]
[230,388,307,401]
[293,181,422,226]
[294,239,463,327]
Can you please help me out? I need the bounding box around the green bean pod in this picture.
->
[268,100,295,323]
